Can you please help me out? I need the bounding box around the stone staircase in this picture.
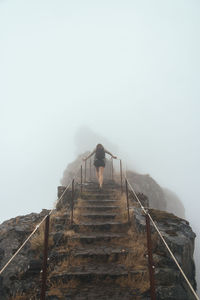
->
[46,181,149,300]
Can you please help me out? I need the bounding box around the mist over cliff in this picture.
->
[61,127,186,219]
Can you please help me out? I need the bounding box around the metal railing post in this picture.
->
[111,158,114,181]
[71,179,75,225]
[120,160,123,193]
[145,213,156,300]
[40,215,50,300]
[125,179,130,223]
[81,165,83,194]
[90,158,92,181]
[84,160,87,183]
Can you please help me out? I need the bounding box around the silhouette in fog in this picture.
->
[83,144,117,189]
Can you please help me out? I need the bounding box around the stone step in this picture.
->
[76,200,120,206]
[49,250,69,263]
[50,264,146,283]
[73,221,128,233]
[77,206,120,212]
[46,285,143,300]
[79,213,118,221]
[49,246,130,264]
[68,232,125,245]
[81,194,117,200]
[73,246,129,262]
[83,181,118,186]
[83,187,117,194]
[46,282,147,300]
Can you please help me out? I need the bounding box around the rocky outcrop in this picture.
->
[127,170,185,218]
[0,209,50,299]
[132,205,196,299]
[163,188,185,218]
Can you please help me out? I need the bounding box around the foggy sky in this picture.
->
[1,0,200,293]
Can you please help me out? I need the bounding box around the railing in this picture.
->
[0,163,84,299]
[0,153,199,300]
[89,153,199,300]
[122,169,199,300]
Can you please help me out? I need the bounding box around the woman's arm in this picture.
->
[104,149,117,159]
[83,149,96,161]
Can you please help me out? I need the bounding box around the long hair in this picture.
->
[96,144,104,151]
[95,144,105,159]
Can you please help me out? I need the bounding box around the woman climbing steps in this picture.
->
[83,144,117,189]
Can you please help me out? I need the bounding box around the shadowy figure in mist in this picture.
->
[83,144,117,189]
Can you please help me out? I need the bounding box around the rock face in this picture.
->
[126,170,185,218]
[0,209,50,299]
[126,170,166,210]
[162,187,185,219]
[133,207,196,299]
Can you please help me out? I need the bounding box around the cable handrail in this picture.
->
[0,215,48,275]
[0,163,83,275]
[125,175,199,300]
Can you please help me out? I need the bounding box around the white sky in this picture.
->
[1,0,200,292]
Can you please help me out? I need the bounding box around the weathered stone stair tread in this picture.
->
[84,188,116,192]
[82,194,116,197]
[82,195,117,200]
[73,246,130,256]
[79,200,119,204]
[74,221,126,226]
[73,222,128,233]
[55,285,141,300]
[79,215,117,221]
[78,205,120,208]
[70,232,124,239]
[78,207,120,214]
[81,212,118,216]
[54,263,145,275]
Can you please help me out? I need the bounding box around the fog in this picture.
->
[0,0,200,293]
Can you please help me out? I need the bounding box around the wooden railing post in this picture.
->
[145,213,156,300]
[40,215,50,300]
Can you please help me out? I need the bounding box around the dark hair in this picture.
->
[96,144,104,151]
[95,144,105,160]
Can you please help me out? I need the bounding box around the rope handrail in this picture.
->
[0,164,83,275]
[125,175,199,300]
[0,215,48,275]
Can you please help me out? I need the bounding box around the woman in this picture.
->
[83,144,117,189]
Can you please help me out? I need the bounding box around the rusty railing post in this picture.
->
[111,158,114,181]
[81,165,83,194]
[40,215,50,300]
[90,158,92,181]
[84,160,87,183]
[120,160,123,193]
[145,213,156,300]
[71,179,75,225]
[125,179,130,223]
